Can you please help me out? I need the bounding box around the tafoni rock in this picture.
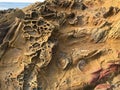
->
[0,0,120,90]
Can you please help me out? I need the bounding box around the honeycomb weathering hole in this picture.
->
[40,27,43,29]
[44,28,47,30]
[46,24,50,27]
[38,20,44,26]
[23,20,31,25]
[32,21,37,24]
[31,11,38,18]
[33,25,38,29]
[23,26,32,31]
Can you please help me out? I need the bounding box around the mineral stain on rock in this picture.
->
[0,0,120,90]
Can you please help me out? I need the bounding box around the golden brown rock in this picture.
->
[0,0,120,90]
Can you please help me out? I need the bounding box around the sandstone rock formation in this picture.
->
[0,0,120,90]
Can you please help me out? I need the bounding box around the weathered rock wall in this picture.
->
[0,0,120,90]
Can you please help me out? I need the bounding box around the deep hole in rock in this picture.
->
[33,25,38,29]
[31,11,38,18]
[38,20,44,26]
[23,26,32,31]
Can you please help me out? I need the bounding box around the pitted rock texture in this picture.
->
[0,0,120,90]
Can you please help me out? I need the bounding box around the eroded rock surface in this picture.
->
[0,0,120,90]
